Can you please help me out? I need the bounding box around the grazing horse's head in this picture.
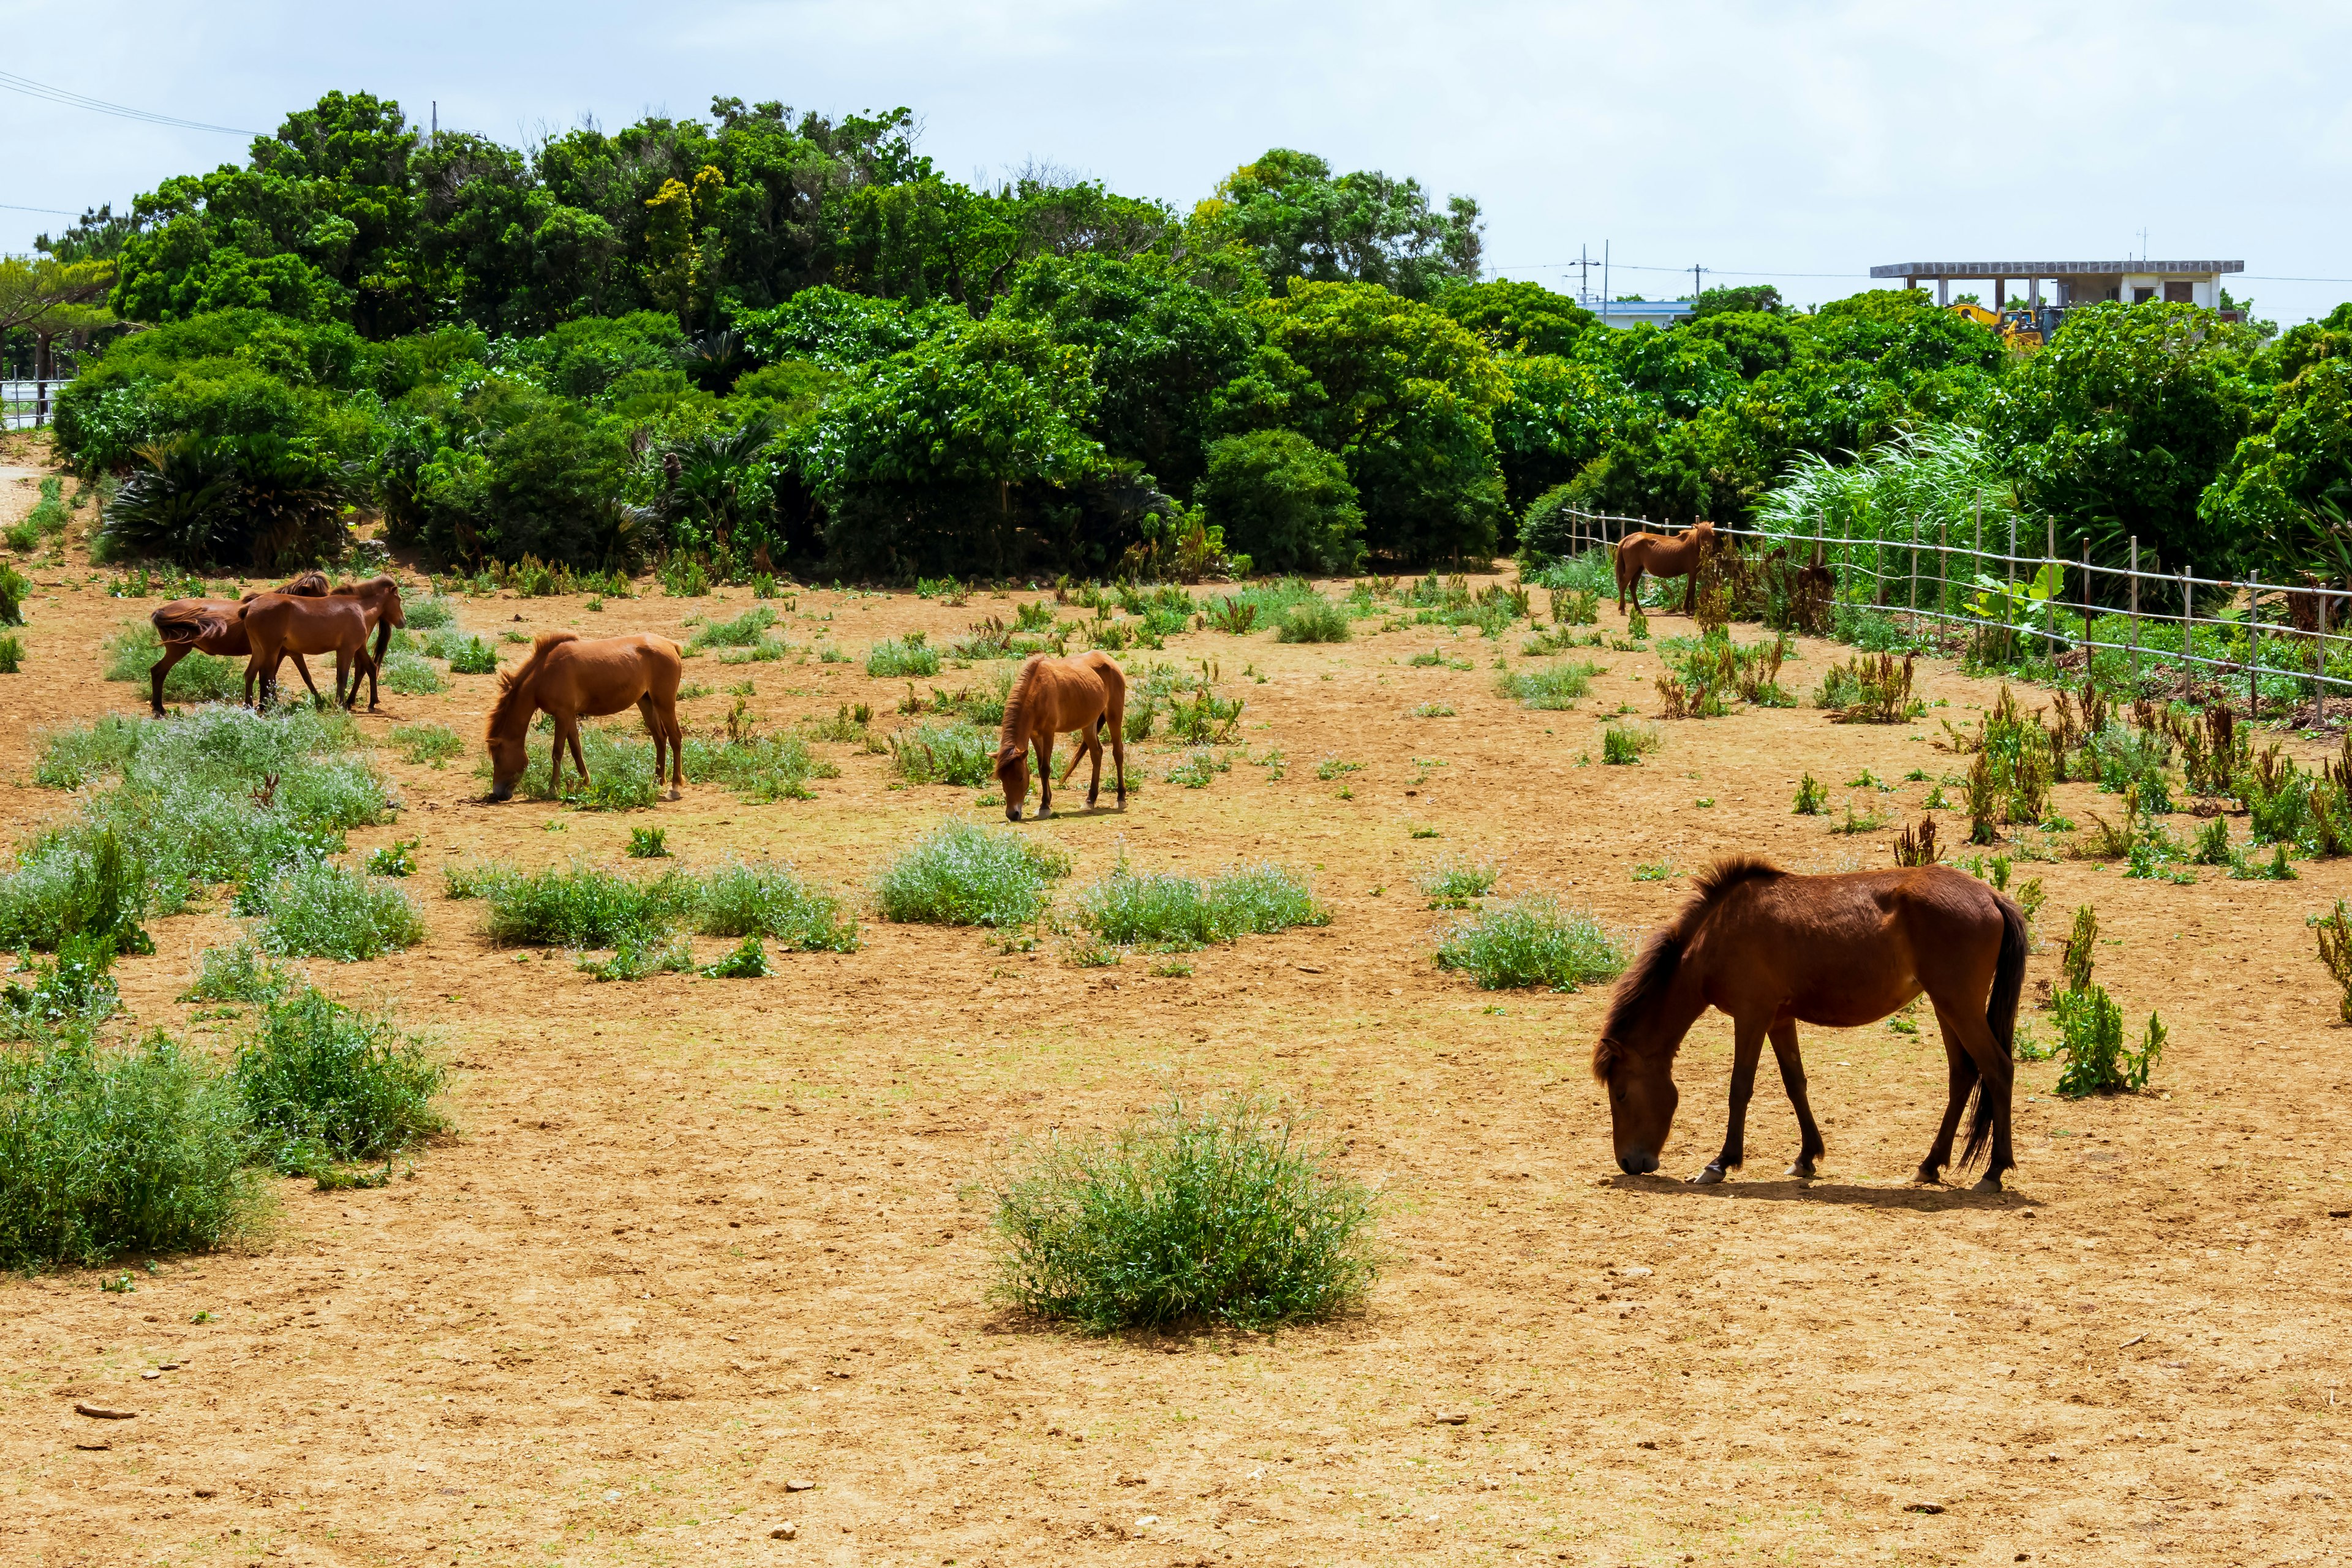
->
[485,729,528,802]
[995,742,1030,821]
[1591,927,1691,1175]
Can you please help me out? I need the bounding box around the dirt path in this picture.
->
[4,469,2348,1565]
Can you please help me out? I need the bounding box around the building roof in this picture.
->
[1869,260,2243,279]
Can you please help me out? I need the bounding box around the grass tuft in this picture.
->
[1273,598,1351,644]
[1434,894,1626,991]
[249,864,428,962]
[1074,860,1329,951]
[1495,662,1599,710]
[876,820,1070,927]
[234,984,447,1173]
[867,634,941,678]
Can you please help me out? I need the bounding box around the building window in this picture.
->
[2164,281,2193,304]
[2133,286,2157,303]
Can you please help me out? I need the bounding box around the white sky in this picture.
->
[4,0,2348,323]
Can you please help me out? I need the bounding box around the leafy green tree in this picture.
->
[1198,429,1365,573]
[1807,288,2004,388]
[1992,303,2261,575]
[1245,282,1509,562]
[1692,284,1783,317]
[1438,279,1594,356]
[2201,357,2352,582]
[1191,150,1482,301]
[1685,309,1800,378]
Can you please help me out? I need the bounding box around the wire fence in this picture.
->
[1555,505,2352,723]
[1,377,70,431]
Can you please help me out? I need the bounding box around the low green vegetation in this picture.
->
[1495,662,1599,710]
[1600,723,1660,765]
[1273,597,1351,644]
[389,723,464,766]
[867,634,941,679]
[627,826,669,859]
[1415,854,1498,909]
[478,723,835,807]
[246,864,428,962]
[1072,860,1329,951]
[104,621,241,702]
[471,857,858,956]
[988,1091,1380,1333]
[2049,903,2165,1096]
[234,984,448,1175]
[890,721,994,786]
[876,820,1070,927]
[1434,894,1626,992]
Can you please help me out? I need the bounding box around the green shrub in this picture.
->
[876,820,1070,927]
[867,634,941,678]
[379,650,447,694]
[682,733,834,802]
[1601,724,1659,765]
[1793,772,1828,814]
[1415,854,1498,909]
[1495,662,1597,710]
[1273,597,1352,644]
[364,839,419,877]
[404,595,459,629]
[1073,860,1329,951]
[2052,986,2165,1097]
[104,620,242,701]
[0,561,27,625]
[0,823,154,957]
[1197,429,1366,576]
[0,1032,258,1268]
[481,862,692,948]
[692,860,859,951]
[233,984,446,1170]
[627,826,669,859]
[889,721,993,786]
[0,633,22,675]
[180,940,293,1003]
[688,604,777,650]
[390,723,464,766]
[698,935,773,978]
[445,636,499,675]
[578,938,696,982]
[251,864,428,962]
[987,1091,1380,1333]
[1434,894,1625,991]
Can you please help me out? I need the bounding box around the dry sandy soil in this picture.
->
[2,447,2349,1567]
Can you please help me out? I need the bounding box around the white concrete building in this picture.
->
[1866,258,2244,314]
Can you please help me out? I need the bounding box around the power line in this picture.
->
[0,202,82,217]
[0,69,260,137]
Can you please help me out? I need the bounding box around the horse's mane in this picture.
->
[486,631,580,739]
[1593,856,1786,1079]
[997,654,1046,759]
[238,571,330,603]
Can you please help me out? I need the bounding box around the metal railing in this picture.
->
[1558,506,2352,722]
[1,377,71,430]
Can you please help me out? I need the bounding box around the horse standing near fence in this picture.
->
[484,631,685,802]
[147,571,332,715]
[995,651,1127,821]
[1591,856,2029,1193]
[1615,519,1716,615]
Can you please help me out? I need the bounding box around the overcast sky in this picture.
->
[4,0,2347,322]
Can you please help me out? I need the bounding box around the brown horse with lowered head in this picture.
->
[484,631,685,802]
[994,651,1126,821]
[1592,857,2029,1192]
[148,571,331,714]
[1615,519,1715,614]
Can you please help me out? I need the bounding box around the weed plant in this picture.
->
[698,935,774,978]
[987,1091,1380,1333]
[689,604,777,650]
[890,721,993,786]
[1074,860,1329,950]
[1601,723,1660,765]
[693,860,859,951]
[627,826,669,859]
[404,596,459,629]
[379,650,447,694]
[1415,854,1498,908]
[103,621,242,701]
[1274,598,1351,643]
[876,820,1071,927]
[234,984,447,1172]
[578,938,696,982]
[480,862,694,948]
[1434,894,1626,992]
[1793,773,1828,814]
[2312,900,2352,1023]
[249,864,428,961]
[867,634,941,678]
[364,839,419,877]
[181,940,293,1003]
[390,723,464,766]
[1496,662,1599,710]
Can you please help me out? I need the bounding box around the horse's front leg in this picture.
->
[151,646,188,716]
[1035,736,1054,816]
[1917,1014,1981,1185]
[565,718,590,787]
[1692,1017,1768,1185]
[1085,725,1104,807]
[1770,1019,1825,1178]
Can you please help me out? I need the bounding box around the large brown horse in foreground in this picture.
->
[485,631,685,801]
[995,651,1126,820]
[148,571,331,714]
[1593,857,2029,1192]
[1615,519,1715,614]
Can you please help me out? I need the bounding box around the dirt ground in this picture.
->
[4,448,2349,1567]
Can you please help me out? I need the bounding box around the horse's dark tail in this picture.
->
[1961,894,2031,1172]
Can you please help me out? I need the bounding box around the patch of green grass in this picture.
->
[0,1032,260,1268]
[697,935,773,978]
[443,636,499,676]
[389,723,464,767]
[688,604,777,650]
[1434,894,1626,992]
[889,721,993,786]
[577,938,696,982]
[379,650,447,694]
[627,826,669,859]
[179,940,295,1004]
[875,820,1070,927]
[1600,723,1659,765]
[987,1091,1380,1333]
[234,982,447,1172]
[104,621,243,702]
[1495,662,1599,710]
[481,725,835,808]
[404,596,459,629]
[1411,702,1455,718]
[1415,854,1498,909]
[1074,860,1329,950]
[480,862,695,949]
[1315,756,1363,781]
[1164,748,1233,789]
[248,864,428,962]
[867,634,941,678]
[692,860,859,951]
[363,839,419,877]
[1273,598,1351,644]
[1632,859,1676,882]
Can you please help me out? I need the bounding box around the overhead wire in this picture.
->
[0,69,260,137]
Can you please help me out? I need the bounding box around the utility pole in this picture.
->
[1577,244,1591,306]
[1692,263,1703,301]
[431,101,438,147]
[1602,241,1610,311]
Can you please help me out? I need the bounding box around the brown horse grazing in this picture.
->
[1591,857,2030,1193]
[240,592,380,710]
[148,572,331,714]
[484,632,685,802]
[1615,519,1716,614]
[994,651,1126,821]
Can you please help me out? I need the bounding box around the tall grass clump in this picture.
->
[0,1032,259,1268]
[1495,662,1599,710]
[1273,597,1351,644]
[692,860,860,951]
[867,633,941,678]
[379,650,447,694]
[876,820,1071,927]
[688,603,777,650]
[180,940,296,1003]
[889,721,994,786]
[1434,894,1626,992]
[390,723,464,766]
[404,595,459,629]
[480,862,694,948]
[487,725,834,807]
[233,984,447,1173]
[988,1091,1380,1333]
[103,620,242,701]
[246,863,427,962]
[1074,860,1329,950]
[1415,854,1498,909]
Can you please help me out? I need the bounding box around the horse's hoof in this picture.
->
[1786,1161,1817,1179]
[1687,1164,1728,1186]
[668,790,680,801]
[1913,1164,1943,1186]
[1969,1174,2004,1195]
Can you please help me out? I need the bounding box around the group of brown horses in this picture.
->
[151,535,2036,1195]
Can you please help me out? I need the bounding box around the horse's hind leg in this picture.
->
[1917,1016,1981,1186]
[1770,1020,1826,1177]
[1693,1016,1768,1185]
[151,646,189,716]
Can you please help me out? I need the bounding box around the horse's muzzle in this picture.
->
[1618,1151,1659,1175]
[1005,806,1022,823]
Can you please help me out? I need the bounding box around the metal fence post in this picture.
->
[2082,542,2092,660]
[2128,537,2139,690]
[2320,587,2329,728]
[2248,579,2261,716]
[2181,569,2192,693]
